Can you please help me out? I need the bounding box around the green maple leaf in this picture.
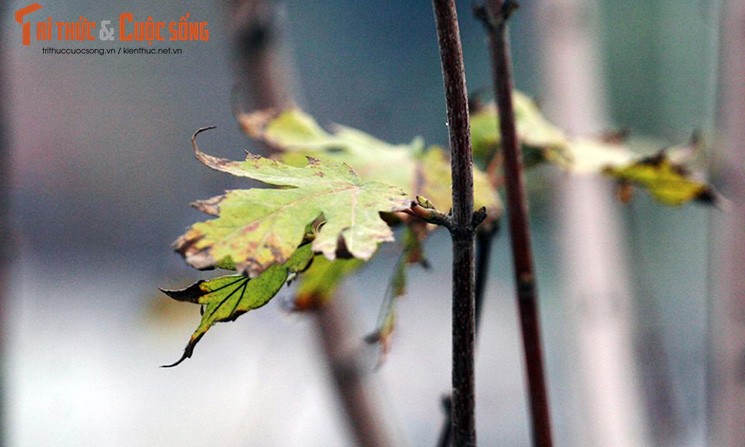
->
[161,244,315,367]
[238,109,502,222]
[174,128,411,278]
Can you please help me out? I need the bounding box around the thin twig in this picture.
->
[431,0,477,445]
[476,1,554,446]
[475,225,499,334]
[436,395,454,447]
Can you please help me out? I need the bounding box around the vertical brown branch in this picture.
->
[230,2,394,446]
[476,2,553,446]
[431,1,477,445]
[230,0,292,110]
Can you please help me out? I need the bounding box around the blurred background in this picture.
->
[2,0,737,445]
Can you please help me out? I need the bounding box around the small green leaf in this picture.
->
[175,130,411,277]
[162,244,314,367]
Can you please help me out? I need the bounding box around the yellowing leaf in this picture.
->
[175,130,411,277]
[162,244,314,366]
[603,152,717,206]
[467,91,719,208]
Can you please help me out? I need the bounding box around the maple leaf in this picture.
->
[161,244,315,367]
[468,91,720,207]
[174,127,411,277]
[237,109,502,223]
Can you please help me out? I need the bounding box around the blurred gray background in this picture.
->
[3,0,721,445]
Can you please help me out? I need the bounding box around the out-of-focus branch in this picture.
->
[708,1,745,445]
[315,301,396,447]
[229,2,395,446]
[230,0,293,110]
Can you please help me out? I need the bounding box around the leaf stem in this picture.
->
[431,0,477,445]
[476,2,554,446]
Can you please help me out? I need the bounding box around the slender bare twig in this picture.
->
[431,0,477,445]
[476,2,554,446]
[230,2,394,446]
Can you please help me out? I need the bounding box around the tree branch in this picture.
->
[476,2,554,446]
[315,300,395,447]
[431,0,477,445]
